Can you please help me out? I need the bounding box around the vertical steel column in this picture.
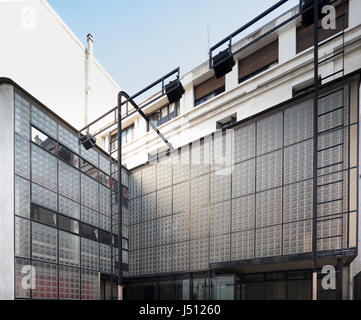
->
[117,95,123,299]
[337,257,343,300]
[312,0,319,301]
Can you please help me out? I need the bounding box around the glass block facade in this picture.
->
[13,90,129,300]
[127,84,358,279]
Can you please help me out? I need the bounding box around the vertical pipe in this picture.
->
[117,94,123,299]
[85,34,93,127]
[312,0,319,301]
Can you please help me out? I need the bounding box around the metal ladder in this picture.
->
[312,0,347,300]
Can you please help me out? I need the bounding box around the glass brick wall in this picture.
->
[128,84,358,277]
[13,90,129,300]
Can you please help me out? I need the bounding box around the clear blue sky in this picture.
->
[47,0,298,94]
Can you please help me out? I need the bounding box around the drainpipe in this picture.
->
[85,33,93,127]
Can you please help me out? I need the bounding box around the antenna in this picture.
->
[207,24,210,55]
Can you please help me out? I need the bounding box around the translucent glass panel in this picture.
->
[173,241,190,272]
[32,222,57,263]
[99,184,111,216]
[32,105,57,139]
[59,161,80,202]
[81,173,99,211]
[59,265,80,300]
[255,225,282,258]
[284,139,313,185]
[122,169,129,188]
[257,112,283,155]
[233,123,255,164]
[81,145,99,167]
[191,140,211,178]
[129,171,142,199]
[232,159,255,198]
[256,150,282,192]
[81,269,99,300]
[130,197,142,224]
[15,217,30,258]
[210,234,230,263]
[58,124,79,154]
[15,134,30,178]
[283,220,312,255]
[231,230,254,260]
[173,147,190,184]
[142,165,156,195]
[173,212,189,243]
[32,261,58,299]
[173,181,189,214]
[210,171,231,203]
[32,182,57,211]
[142,247,156,275]
[15,175,30,218]
[210,201,230,236]
[81,205,99,227]
[141,193,156,222]
[81,238,99,271]
[32,144,57,191]
[231,194,255,232]
[190,207,209,240]
[256,188,282,228]
[157,156,172,189]
[99,155,110,175]
[129,250,141,276]
[191,174,209,208]
[59,231,80,267]
[157,216,172,245]
[157,187,172,218]
[15,257,31,298]
[190,238,209,270]
[99,213,111,232]
[100,243,111,274]
[142,220,156,248]
[15,92,30,139]
[59,195,80,220]
[284,100,313,146]
[157,244,172,273]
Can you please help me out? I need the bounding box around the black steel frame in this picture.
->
[78,68,182,298]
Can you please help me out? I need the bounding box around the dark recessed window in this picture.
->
[98,229,112,246]
[80,222,98,241]
[58,215,79,234]
[147,101,179,131]
[31,204,56,226]
[57,144,79,168]
[194,76,225,107]
[111,125,135,151]
[238,39,279,84]
[31,127,57,155]
[80,158,98,181]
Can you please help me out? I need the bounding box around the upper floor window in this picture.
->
[194,75,225,107]
[238,39,279,84]
[147,101,179,131]
[296,1,349,53]
[111,124,135,151]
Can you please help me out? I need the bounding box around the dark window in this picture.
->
[98,229,112,245]
[147,101,179,131]
[80,158,98,180]
[238,39,279,84]
[296,1,349,53]
[79,222,98,241]
[111,125,135,151]
[31,204,56,226]
[57,144,79,168]
[31,127,57,154]
[58,215,79,233]
[194,76,225,106]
